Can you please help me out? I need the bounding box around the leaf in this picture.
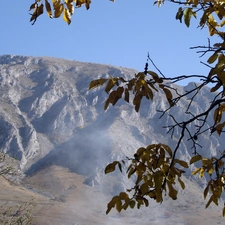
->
[223,206,225,217]
[210,82,221,92]
[133,93,142,112]
[65,0,74,14]
[29,3,37,11]
[119,192,129,200]
[116,199,122,212]
[167,182,178,200]
[105,161,118,174]
[175,7,183,23]
[124,88,129,103]
[45,0,53,18]
[192,167,201,175]
[104,99,110,110]
[63,8,71,24]
[178,177,185,189]
[147,71,162,83]
[162,88,174,106]
[190,155,202,165]
[105,78,117,94]
[85,0,91,10]
[30,4,44,22]
[215,122,225,136]
[140,183,149,194]
[161,144,172,157]
[207,52,218,64]
[52,0,61,9]
[174,159,188,168]
[205,195,213,208]
[143,198,149,207]
[129,200,136,209]
[106,196,120,214]
[54,3,64,18]
[184,8,193,27]
[117,162,122,173]
[200,168,205,178]
[204,182,210,199]
[214,107,222,124]
[89,78,107,90]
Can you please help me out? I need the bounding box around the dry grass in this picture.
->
[0,165,224,224]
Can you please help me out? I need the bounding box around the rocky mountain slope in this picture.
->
[0,54,224,224]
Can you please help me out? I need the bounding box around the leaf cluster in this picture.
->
[105,144,188,214]
[89,70,174,112]
[29,0,114,24]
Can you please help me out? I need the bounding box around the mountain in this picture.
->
[0,54,224,224]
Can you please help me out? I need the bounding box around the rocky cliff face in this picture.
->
[0,54,223,186]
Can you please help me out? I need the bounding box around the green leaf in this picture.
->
[184,8,193,27]
[190,155,202,165]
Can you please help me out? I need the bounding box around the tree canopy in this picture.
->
[30,0,225,217]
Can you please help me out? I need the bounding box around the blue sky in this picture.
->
[0,1,215,84]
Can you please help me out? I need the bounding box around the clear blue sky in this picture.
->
[0,1,215,84]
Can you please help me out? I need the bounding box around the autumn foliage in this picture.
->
[30,0,225,217]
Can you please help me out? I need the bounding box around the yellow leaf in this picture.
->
[52,0,61,9]
[184,8,193,27]
[200,168,205,178]
[30,4,44,22]
[214,107,222,124]
[215,122,225,136]
[65,0,74,14]
[54,3,64,18]
[192,167,201,175]
[29,3,37,11]
[63,8,71,24]
[89,78,107,90]
[85,0,91,10]
[207,52,218,64]
[105,78,117,94]
[190,155,202,165]
[105,161,118,174]
[45,0,52,18]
